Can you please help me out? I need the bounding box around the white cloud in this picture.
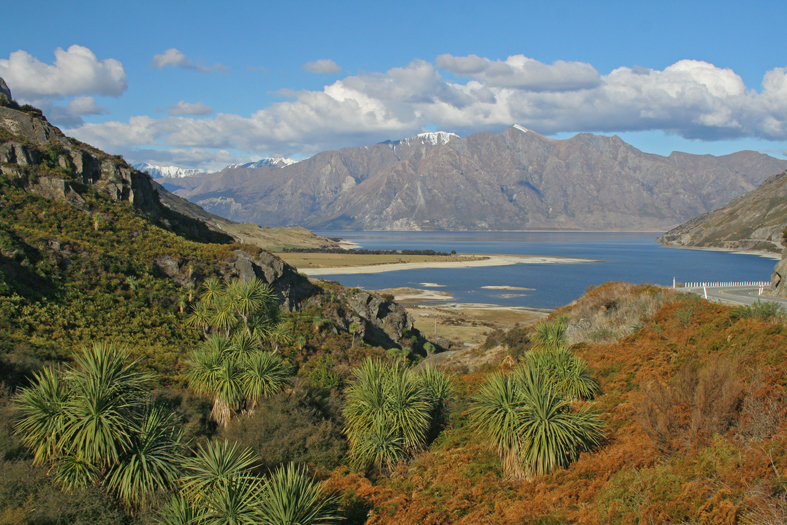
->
[303,59,342,74]
[437,54,601,91]
[68,56,787,164]
[163,101,214,116]
[150,48,228,73]
[47,96,108,128]
[0,45,127,100]
[150,48,187,69]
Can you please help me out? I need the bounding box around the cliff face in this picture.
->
[165,127,787,231]
[659,170,787,254]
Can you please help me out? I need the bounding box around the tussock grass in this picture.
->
[554,282,680,345]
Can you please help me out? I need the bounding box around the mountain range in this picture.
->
[158,127,787,231]
[135,157,299,179]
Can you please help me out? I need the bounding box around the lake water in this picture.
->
[312,231,779,309]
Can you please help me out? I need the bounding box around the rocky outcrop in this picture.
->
[305,280,424,349]
[0,77,11,104]
[343,289,415,348]
[770,257,787,297]
[154,249,319,312]
[170,127,787,231]
[659,170,787,254]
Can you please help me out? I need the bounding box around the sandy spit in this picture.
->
[299,254,598,275]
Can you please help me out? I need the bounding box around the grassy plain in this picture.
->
[221,224,342,251]
[276,252,486,269]
[408,304,548,345]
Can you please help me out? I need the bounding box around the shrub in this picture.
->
[220,380,346,471]
[731,301,785,322]
[635,358,743,453]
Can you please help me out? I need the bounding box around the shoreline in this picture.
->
[298,254,598,275]
[658,242,781,260]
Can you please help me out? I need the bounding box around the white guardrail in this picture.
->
[679,281,770,289]
[674,279,771,298]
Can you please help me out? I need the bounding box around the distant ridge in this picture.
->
[226,157,300,169]
[659,169,787,253]
[165,126,787,231]
[133,162,203,179]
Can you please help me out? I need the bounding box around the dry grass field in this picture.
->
[276,252,486,269]
[222,224,342,251]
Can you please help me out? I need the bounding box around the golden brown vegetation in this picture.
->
[324,283,787,525]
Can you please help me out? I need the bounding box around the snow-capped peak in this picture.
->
[513,124,531,133]
[225,157,300,169]
[396,131,459,146]
[133,163,203,179]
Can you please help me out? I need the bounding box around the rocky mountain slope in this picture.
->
[163,128,787,231]
[0,90,339,252]
[0,90,418,349]
[659,170,787,254]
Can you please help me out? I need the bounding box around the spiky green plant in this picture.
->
[202,477,265,525]
[343,358,447,471]
[349,424,406,472]
[523,345,600,400]
[185,333,290,427]
[184,278,292,427]
[513,367,603,478]
[15,343,183,507]
[243,351,292,409]
[531,316,569,351]
[158,495,206,525]
[60,342,149,467]
[470,364,604,480]
[105,404,183,507]
[257,462,341,525]
[176,443,265,525]
[180,440,259,501]
[418,364,454,417]
[468,371,528,478]
[14,366,69,464]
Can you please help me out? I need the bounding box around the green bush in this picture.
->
[731,300,784,321]
[220,380,346,472]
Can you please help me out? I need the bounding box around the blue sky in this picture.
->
[1,0,786,171]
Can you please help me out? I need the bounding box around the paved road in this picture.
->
[684,286,787,307]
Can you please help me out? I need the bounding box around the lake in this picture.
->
[311,231,779,309]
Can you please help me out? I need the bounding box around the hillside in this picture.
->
[0,97,424,358]
[659,169,787,254]
[162,128,787,231]
[326,284,787,524]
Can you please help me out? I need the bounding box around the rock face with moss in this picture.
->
[659,170,787,254]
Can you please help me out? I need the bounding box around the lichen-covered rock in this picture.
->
[344,289,414,347]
